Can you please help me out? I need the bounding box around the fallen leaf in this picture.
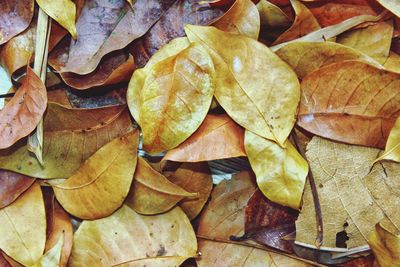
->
[185,25,300,146]
[166,162,213,220]
[135,42,215,154]
[297,60,400,148]
[0,252,23,267]
[337,21,394,63]
[69,205,197,266]
[53,130,139,219]
[162,114,246,163]
[0,183,46,266]
[59,0,175,75]
[32,235,64,267]
[0,0,34,45]
[126,157,196,215]
[0,170,35,209]
[244,189,298,253]
[257,0,292,29]
[382,51,400,73]
[273,0,321,45]
[0,252,11,267]
[212,0,260,39]
[275,41,381,79]
[245,130,308,210]
[376,0,400,17]
[46,89,72,108]
[36,0,77,38]
[375,116,400,162]
[197,171,311,266]
[368,223,400,267]
[0,103,133,179]
[129,0,223,68]
[0,66,47,149]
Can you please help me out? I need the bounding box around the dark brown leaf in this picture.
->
[0,170,35,209]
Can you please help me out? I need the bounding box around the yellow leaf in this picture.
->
[245,130,308,209]
[276,41,381,79]
[376,0,400,18]
[69,205,197,266]
[212,0,260,39]
[125,157,196,215]
[376,117,400,163]
[36,0,77,39]
[368,223,400,267]
[257,0,291,29]
[185,25,300,146]
[53,130,139,219]
[31,235,64,267]
[0,183,46,266]
[383,51,400,73]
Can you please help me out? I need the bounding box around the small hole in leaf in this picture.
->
[335,230,349,248]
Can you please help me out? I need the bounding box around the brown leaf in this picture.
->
[0,170,35,209]
[58,0,175,75]
[163,114,246,163]
[129,0,224,68]
[244,189,298,253]
[0,0,34,45]
[0,66,47,149]
[297,60,400,149]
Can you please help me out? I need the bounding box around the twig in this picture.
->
[292,129,324,248]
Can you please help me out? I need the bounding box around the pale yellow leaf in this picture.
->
[376,117,400,162]
[31,235,64,267]
[376,0,400,17]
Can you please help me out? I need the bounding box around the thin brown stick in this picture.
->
[292,129,323,248]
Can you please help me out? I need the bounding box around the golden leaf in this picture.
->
[31,235,64,267]
[0,183,46,266]
[368,223,400,267]
[257,0,291,29]
[245,130,308,209]
[376,117,400,162]
[212,0,260,39]
[185,24,300,146]
[69,205,197,266]
[53,130,139,219]
[126,157,196,215]
[383,51,400,73]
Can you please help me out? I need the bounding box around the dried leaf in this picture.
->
[197,172,310,266]
[59,0,174,75]
[0,103,133,179]
[368,223,400,267]
[185,25,300,146]
[163,114,246,163]
[0,0,34,45]
[244,189,298,253]
[376,116,400,162]
[337,21,394,63]
[383,52,400,73]
[36,0,77,38]
[0,183,46,266]
[212,0,260,39]
[166,162,213,220]
[0,66,47,149]
[273,0,321,45]
[245,130,308,209]
[298,61,400,148]
[275,41,381,79]
[257,0,292,29]
[32,235,64,267]
[70,205,197,266]
[53,130,139,219]
[134,42,215,154]
[126,157,196,215]
[376,0,400,17]
[0,170,35,209]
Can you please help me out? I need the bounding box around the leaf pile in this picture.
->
[0,0,399,266]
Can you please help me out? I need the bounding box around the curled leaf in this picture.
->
[376,0,400,17]
[185,25,300,146]
[0,170,35,209]
[53,130,139,219]
[245,130,308,210]
[376,117,400,162]
[368,223,400,267]
[257,0,291,29]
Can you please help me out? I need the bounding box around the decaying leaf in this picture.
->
[53,130,139,219]
[0,183,46,266]
[126,157,196,215]
[376,0,400,17]
[185,25,300,146]
[166,162,213,220]
[70,205,197,266]
[275,41,381,79]
[368,223,400,267]
[212,0,260,39]
[134,42,215,154]
[36,0,77,38]
[376,116,400,162]
[197,171,310,266]
[0,103,133,179]
[0,0,34,45]
[298,60,400,149]
[245,130,308,210]
[0,66,47,149]
[163,114,246,163]
[0,170,35,209]
[32,235,64,267]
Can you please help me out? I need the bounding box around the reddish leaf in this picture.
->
[0,170,35,209]
[342,255,374,267]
